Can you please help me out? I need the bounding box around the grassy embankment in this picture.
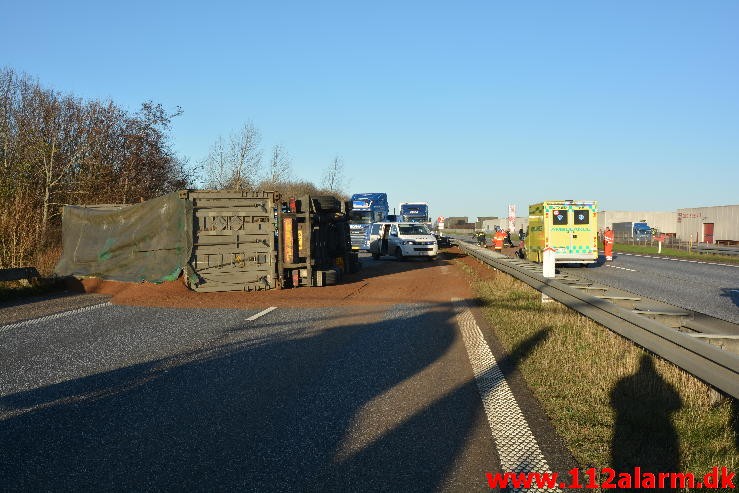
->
[456,258,737,482]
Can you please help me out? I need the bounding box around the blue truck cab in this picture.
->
[633,222,652,239]
[349,193,389,250]
[398,202,430,229]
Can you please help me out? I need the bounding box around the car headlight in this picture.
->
[402,240,416,245]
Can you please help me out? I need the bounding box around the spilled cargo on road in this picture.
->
[55,190,359,292]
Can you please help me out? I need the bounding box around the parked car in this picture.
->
[434,233,453,248]
[368,222,438,260]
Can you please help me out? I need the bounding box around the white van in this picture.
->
[368,222,438,261]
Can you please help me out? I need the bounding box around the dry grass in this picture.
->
[0,247,64,301]
[34,245,63,277]
[457,259,737,480]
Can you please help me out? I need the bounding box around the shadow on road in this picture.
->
[720,287,739,307]
[345,249,464,283]
[0,299,551,492]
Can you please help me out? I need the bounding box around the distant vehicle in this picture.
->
[348,193,389,250]
[612,221,653,241]
[523,200,599,264]
[434,232,453,248]
[399,202,431,229]
[368,222,438,261]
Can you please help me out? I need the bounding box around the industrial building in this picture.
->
[598,205,739,244]
[480,218,529,234]
[597,211,677,236]
[675,205,739,245]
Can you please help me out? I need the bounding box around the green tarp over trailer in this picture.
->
[54,192,193,283]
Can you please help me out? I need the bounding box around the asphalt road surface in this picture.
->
[562,252,739,324]
[0,253,573,492]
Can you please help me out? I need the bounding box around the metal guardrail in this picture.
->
[455,239,739,399]
[693,245,739,256]
[0,267,40,283]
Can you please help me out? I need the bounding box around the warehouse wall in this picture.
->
[598,211,677,235]
[675,205,739,243]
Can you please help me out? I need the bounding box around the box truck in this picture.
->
[612,221,653,241]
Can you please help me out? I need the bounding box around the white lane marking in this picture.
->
[452,298,559,492]
[605,265,636,272]
[246,306,277,321]
[689,334,739,340]
[0,302,112,333]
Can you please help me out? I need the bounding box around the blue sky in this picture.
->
[3,1,738,219]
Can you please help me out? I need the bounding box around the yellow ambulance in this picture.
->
[524,200,599,264]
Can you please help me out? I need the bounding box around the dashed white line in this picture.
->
[246,306,277,321]
[452,297,559,492]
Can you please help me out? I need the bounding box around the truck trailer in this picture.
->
[612,221,653,241]
[524,200,599,264]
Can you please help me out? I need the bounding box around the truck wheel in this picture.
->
[312,196,341,213]
[394,247,405,261]
[325,269,338,285]
[372,251,380,260]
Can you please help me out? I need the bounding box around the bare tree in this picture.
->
[201,122,263,190]
[322,155,348,193]
[0,67,189,268]
[201,136,229,189]
[264,144,292,189]
[227,122,262,190]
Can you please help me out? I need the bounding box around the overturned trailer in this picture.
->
[55,190,358,292]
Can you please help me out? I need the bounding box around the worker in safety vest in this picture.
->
[604,226,614,261]
[493,229,506,251]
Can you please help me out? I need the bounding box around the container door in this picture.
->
[187,190,277,292]
[548,206,571,254]
[572,208,594,258]
[703,223,714,244]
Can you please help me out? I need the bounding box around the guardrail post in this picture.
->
[542,247,555,303]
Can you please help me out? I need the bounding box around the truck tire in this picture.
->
[372,250,380,260]
[312,196,341,213]
[394,247,405,261]
[324,269,338,285]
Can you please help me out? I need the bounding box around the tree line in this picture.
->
[0,67,348,271]
[199,121,348,201]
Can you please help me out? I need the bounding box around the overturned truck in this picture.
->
[55,190,359,292]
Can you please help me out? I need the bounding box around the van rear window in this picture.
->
[574,210,589,225]
[552,210,568,225]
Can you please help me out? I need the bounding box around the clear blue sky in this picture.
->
[3,1,738,219]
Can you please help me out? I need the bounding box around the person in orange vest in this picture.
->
[604,226,615,261]
[493,229,506,252]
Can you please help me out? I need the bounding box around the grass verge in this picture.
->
[610,243,739,265]
[456,257,737,484]
[0,280,62,302]
[0,247,63,302]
